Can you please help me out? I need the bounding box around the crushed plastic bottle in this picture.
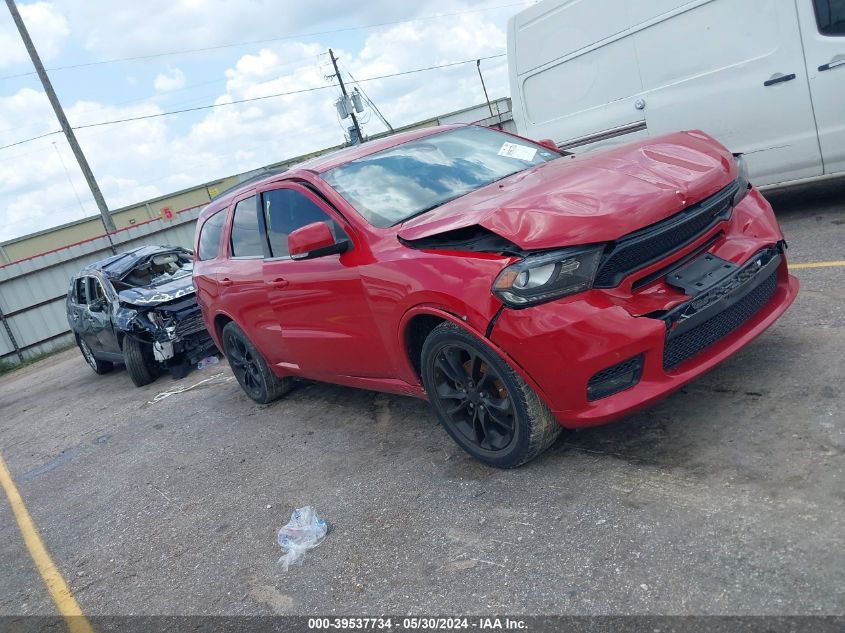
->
[196,355,220,370]
[277,506,328,571]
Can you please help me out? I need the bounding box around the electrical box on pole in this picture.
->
[351,89,364,114]
[335,96,351,119]
[328,49,364,144]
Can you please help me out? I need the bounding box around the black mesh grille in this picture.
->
[663,268,778,371]
[595,181,738,288]
[587,354,644,401]
[174,311,207,338]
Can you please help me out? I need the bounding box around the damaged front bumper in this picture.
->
[488,190,799,428]
[118,296,215,365]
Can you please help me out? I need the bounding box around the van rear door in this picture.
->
[631,0,822,187]
[797,0,845,177]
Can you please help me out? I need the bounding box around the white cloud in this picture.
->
[0,2,70,68]
[153,66,186,92]
[58,0,488,59]
[0,1,521,242]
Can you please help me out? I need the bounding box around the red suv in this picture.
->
[193,125,798,467]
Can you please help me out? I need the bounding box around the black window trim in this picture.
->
[259,182,352,262]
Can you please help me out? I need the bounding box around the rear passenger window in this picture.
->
[74,278,89,304]
[263,189,340,258]
[230,196,263,257]
[197,211,226,260]
[814,0,845,35]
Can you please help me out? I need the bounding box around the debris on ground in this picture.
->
[197,355,220,370]
[277,506,328,571]
[146,372,226,405]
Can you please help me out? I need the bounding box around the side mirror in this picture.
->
[537,138,560,153]
[288,221,349,260]
[89,298,107,312]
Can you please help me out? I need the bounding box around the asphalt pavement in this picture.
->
[0,185,843,617]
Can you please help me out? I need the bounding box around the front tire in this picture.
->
[77,336,113,375]
[123,336,156,387]
[421,322,561,468]
[222,322,293,404]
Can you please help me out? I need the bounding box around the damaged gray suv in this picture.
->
[66,245,215,386]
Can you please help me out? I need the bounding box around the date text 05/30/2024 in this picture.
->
[308,617,528,630]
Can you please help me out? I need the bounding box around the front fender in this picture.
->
[396,304,555,410]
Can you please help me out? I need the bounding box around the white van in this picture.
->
[507,0,845,188]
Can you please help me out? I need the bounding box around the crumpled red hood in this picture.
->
[397,131,737,250]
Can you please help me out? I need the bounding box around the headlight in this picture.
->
[733,153,751,206]
[492,245,604,307]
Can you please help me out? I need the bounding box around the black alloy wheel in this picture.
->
[433,342,516,451]
[421,322,561,468]
[221,322,292,404]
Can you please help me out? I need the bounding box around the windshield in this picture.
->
[321,126,560,227]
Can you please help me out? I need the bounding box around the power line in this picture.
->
[341,66,393,133]
[0,2,528,80]
[73,54,506,130]
[73,83,340,129]
[350,54,507,86]
[0,129,63,150]
[109,53,322,109]
[0,53,507,148]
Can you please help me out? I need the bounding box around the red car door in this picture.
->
[258,183,391,379]
[219,192,294,366]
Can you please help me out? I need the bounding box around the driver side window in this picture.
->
[74,277,106,306]
[91,279,106,302]
[262,188,341,259]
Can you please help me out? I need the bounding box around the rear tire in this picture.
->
[421,322,561,468]
[123,336,156,387]
[222,322,293,404]
[77,336,113,375]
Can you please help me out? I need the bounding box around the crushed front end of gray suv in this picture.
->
[67,245,216,386]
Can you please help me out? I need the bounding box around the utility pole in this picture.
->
[329,49,364,144]
[5,0,118,241]
[477,59,495,118]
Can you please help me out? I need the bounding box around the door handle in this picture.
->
[220,278,233,287]
[764,73,796,86]
[819,56,845,72]
[267,278,289,288]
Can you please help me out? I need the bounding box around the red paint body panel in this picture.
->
[193,125,797,430]
[490,190,799,427]
[397,130,734,249]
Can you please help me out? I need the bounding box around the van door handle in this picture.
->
[220,278,233,287]
[764,73,796,86]
[267,278,289,288]
[819,56,845,72]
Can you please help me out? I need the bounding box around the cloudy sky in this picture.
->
[0,0,529,242]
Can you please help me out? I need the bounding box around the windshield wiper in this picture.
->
[393,193,472,226]
[392,166,536,227]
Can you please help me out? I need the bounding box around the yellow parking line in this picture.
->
[791,260,845,269]
[0,453,95,633]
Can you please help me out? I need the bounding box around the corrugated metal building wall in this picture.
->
[0,207,202,364]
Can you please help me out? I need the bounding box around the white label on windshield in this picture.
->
[498,142,537,162]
